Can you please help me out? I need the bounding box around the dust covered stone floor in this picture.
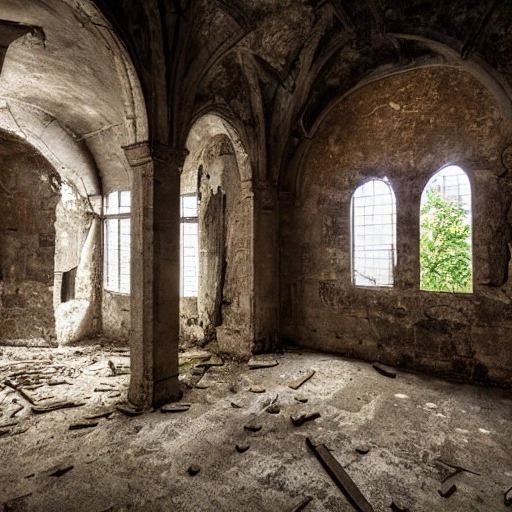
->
[0,343,511,512]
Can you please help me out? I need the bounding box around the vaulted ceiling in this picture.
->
[1,0,511,193]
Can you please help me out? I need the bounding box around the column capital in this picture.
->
[152,143,189,168]
[123,141,152,167]
[152,143,189,182]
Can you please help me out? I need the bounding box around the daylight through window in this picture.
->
[420,166,472,293]
[352,178,396,287]
[104,190,130,293]
[180,195,199,297]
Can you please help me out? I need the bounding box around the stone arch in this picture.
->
[181,114,255,357]
[287,42,512,202]
[0,0,149,345]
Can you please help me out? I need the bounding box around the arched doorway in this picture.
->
[180,115,255,357]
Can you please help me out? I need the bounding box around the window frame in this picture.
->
[350,177,397,288]
[419,165,473,294]
[180,193,199,298]
[103,189,131,294]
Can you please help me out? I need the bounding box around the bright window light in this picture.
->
[352,178,396,287]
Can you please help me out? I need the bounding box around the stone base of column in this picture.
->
[153,375,181,408]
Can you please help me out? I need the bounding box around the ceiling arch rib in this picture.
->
[0,99,100,197]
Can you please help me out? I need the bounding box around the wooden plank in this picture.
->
[288,369,315,390]
[306,438,374,512]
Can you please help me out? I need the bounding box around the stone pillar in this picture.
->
[124,142,185,409]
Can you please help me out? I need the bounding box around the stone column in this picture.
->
[151,143,187,406]
[124,142,185,409]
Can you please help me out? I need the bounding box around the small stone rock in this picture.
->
[230,401,243,409]
[266,404,280,414]
[187,464,201,476]
[248,359,279,369]
[249,385,266,393]
[236,444,250,453]
[355,445,370,455]
[290,411,320,427]
[69,421,99,430]
[117,403,142,416]
[294,396,308,403]
[244,422,262,432]
[95,386,117,393]
[160,403,191,413]
[372,363,396,378]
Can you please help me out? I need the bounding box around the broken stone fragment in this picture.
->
[438,484,457,498]
[195,381,210,389]
[49,465,74,477]
[249,385,266,393]
[94,386,117,392]
[235,443,250,453]
[230,401,243,409]
[0,419,19,428]
[248,359,279,369]
[244,421,262,432]
[294,395,308,403]
[196,355,224,367]
[116,403,143,416]
[69,421,99,430]
[355,446,370,455]
[160,403,191,413]
[372,363,396,378]
[505,486,512,506]
[32,400,85,414]
[288,369,315,390]
[84,408,115,420]
[48,378,69,386]
[266,404,280,414]
[187,464,201,476]
[290,411,320,427]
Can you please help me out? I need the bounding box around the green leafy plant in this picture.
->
[420,189,472,292]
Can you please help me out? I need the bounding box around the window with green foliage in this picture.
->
[420,166,472,292]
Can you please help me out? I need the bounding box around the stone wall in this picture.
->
[281,67,512,385]
[0,134,60,344]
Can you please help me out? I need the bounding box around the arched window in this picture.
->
[420,165,472,292]
[352,178,396,287]
[104,190,130,293]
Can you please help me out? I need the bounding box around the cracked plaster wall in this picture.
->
[281,67,512,385]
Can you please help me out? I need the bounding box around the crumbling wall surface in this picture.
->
[54,184,101,344]
[197,135,254,356]
[0,135,60,344]
[281,67,512,385]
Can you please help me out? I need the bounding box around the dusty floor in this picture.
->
[0,342,511,512]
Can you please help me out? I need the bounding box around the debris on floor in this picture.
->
[306,437,375,512]
[289,495,313,511]
[0,344,511,511]
[288,368,315,389]
[291,410,320,427]
[187,464,201,476]
[160,403,191,413]
[249,384,266,393]
[372,363,397,378]
[248,358,279,369]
